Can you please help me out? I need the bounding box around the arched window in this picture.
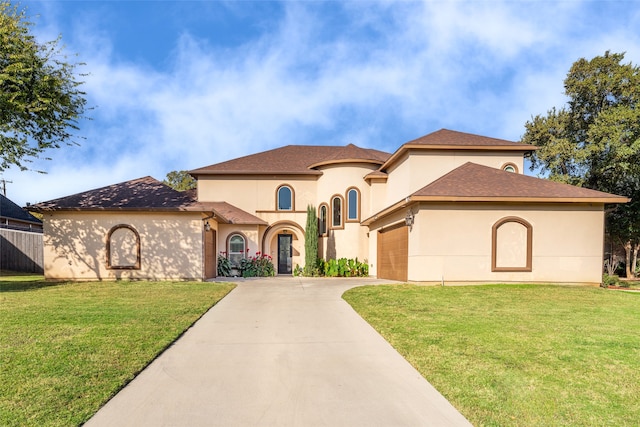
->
[502,162,518,173]
[277,185,293,211]
[346,187,360,222]
[228,233,246,267]
[331,195,343,229]
[106,224,141,270]
[492,217,532,272]
[318,204,328,235]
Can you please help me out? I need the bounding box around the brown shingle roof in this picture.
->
[362,163,628,225]
[190,144,391,176]
[29,177,198,211]
[206,202,267,225]
[406,128,531,148]
[411,162,629,201]
[379,129,536,173]
[28,177,267,225]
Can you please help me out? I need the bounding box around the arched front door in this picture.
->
[278,234,292,274]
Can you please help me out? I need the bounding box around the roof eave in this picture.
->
[380,144,537,172]
[189,170,323,177]
[307,158,385,169]
[362,195,629,226]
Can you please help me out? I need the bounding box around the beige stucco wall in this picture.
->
[404,203,604,284]
[197,176,317,214]
[384,150,525,208]
[43,211,204,281]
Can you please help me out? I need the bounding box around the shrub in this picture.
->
[240,252,275,277]
[217,254,232,277]
[320,258,368,278]
[602,273,620,288]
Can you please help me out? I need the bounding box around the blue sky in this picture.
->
[4,0,640,206]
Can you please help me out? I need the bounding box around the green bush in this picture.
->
[602,273,620,288]
[217,254,232,277]
[321,258,368,277]
[240,252,275,277]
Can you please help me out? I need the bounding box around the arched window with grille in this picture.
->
[228,233,247,268]
[277,185,294,211]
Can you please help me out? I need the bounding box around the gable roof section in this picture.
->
[190,144,391,176]
[379,129,536,172]
[28,176,267,225]
[411,162,629,201]
[362,162,629,225]
[1,194,42,225]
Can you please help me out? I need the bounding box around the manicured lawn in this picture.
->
[0,279,235,427]
[343,284,640,427]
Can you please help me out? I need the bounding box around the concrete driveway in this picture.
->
[85,277,472,426]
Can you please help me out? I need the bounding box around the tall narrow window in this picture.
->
[346,187,360,221]
[228,234,246,267]
[331,195,343,228]
[106,224,140,269]
[319,204,328,235]
[277,185,293,211]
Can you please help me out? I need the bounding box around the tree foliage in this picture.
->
[522,51,640,276]
[304,204,318,276]
[163,170,196,191]
[0,1,87,171]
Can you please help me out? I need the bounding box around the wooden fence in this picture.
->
[0,229,44,274]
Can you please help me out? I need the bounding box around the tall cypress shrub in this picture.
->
[304,205,318,276]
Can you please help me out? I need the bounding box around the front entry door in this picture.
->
[278,234,292,274]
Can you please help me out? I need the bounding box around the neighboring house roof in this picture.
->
[379,129,536,172]
[0,194,42,225]
[190,144,391,176]
[363,162,629,225]
[28,176,267,225]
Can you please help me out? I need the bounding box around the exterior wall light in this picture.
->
[405,210,415,230]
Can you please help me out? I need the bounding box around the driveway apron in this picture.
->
[85,277,472,426]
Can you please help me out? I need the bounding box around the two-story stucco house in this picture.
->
[30,129,627,284]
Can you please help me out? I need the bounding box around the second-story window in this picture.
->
[277,185,293,211]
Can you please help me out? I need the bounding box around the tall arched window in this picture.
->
[106,224,141,270]
[492,217,532,272]
[346,187,360,222]
[277,185,293,211]
[318,204,328,235]
[228,234,246,267]
[331,195,343,229]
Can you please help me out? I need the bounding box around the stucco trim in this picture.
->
[261,221,306,255]
[501,162,519,173]
[491,216,533,272]
[106,224,141,270]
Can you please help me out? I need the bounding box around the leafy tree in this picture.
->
[163,170,196,191]
[304,204,318,276]
[522,51,640,277]
[0,1,87,171]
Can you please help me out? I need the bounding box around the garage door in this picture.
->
[377,223,408,281]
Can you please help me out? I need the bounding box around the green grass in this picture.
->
[0,279,235,427]
[343,284,640,427]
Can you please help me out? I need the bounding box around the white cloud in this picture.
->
[6,0,640,207]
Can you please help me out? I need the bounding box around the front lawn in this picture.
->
[0,279,235,427]
[343,284,640,426]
